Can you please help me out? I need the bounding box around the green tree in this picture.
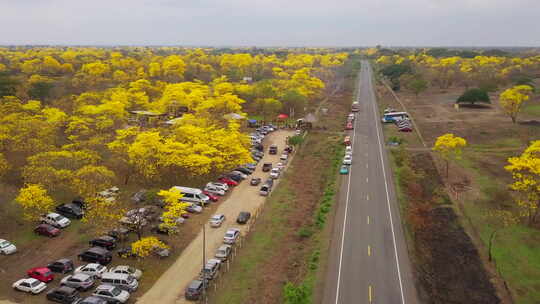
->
[456,88,491,105]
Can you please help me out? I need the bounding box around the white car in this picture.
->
[343,155,352,165]
[270,168,280,179]
[276,162,285,171]
[280,154,288,161]
[223,228,241,244]
[215,244,232,261]
[41,213,71,228]
[186,203,203,213]
[204,185,225,196]
[0,239,17,255]
[345,146,352,153]
[209,214,226,228]
[12,278,46,294]
[108,265,143,280]
[75,263,107,279]
[93,284,130,303]
[345,151,353,157]
[208,182,228,192]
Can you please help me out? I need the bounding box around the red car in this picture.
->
[27,267,54,283]
[217,177,238,187]
[345,122,354,130]
[34,224,60,237]
[203,191,219,202]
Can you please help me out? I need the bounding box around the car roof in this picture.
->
[56,285,77,293]
[56,258,72,264]
[72,273,91,279]
[239,212,250,216]
[31,267,51,272]
[188,280,203,288]
[81,296,107,304]
[87,247,109,254]
[226,228,240,233]
[218,244,231,250]
[95,284,116,291]
[112,265,130,271]
[23,277,40,283]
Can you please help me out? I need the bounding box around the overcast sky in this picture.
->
[1,0,539,46]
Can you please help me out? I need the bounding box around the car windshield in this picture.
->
[217,249,225,255]
[127,276,134,283]
[111,287,122,296]
[46,226,55,231]
[0,240,9,248]
[44,271,52,277]
[53,215,64,221]
[96,265,104,271]
[225,233,234,238]
[30,280,41,287]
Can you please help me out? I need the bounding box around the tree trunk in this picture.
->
[511,115,517,124]
[488,230,497,262]
[446,160,449,178]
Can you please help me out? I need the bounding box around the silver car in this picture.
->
[209,214,226,228]
[215,245,232,261]
[92,284,130,303]
[60,273,95,291]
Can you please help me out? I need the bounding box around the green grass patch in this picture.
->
[522,102,540,117]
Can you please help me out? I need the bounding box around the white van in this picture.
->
[101,272,138,292]
[172,186,210,206]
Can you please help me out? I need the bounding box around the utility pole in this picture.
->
[202,223,206,303]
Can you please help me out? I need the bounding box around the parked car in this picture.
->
[264,178,274,187]
[215,244,232,261]
[345,150,353,157]
[250,177,261,186]
[269,145,278,154]
[12,278,47,294]
[100,272,138,292]
[276,162,285,171]
[27,267,54,283]
[343,155,352,165]
[209,214,226,228]
[340,165,349,175]
[78,247,112,265]
[344,136,351,146]
[244,163,257,171]
[203,184,225,196]
[262,163,272,172]
[80,296,109,304]
[222,173,242,183]
[46,286,82,304]
[223,228,241,244]
[89,236,117,251]
[200,258,221,280]
[252,143,264,152]
[60,273,95,291]
[203,191,219,202]
[259,184,272,196]
[92,284,130,304]
[108,265,143,280]
[236,212,251,224]
[345,146,352,153]
[230,171,247,180]
[41,212,71,228]
[345,121,354,130]
[107,228,130,241]
[218,176,239,186]
[234,167,253,175]
[270,168,280,179]
[284,146,294,154]
[47,259,74,274]
[207,182,229,192]
[186,203,203,214]
[185,279,205,301]
[34,223,61,237]
[56,203,84,219]
[75,263,107,279]
[252,150,264,158]
[0,239,17,255]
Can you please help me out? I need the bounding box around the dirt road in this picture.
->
[136,130,294,304]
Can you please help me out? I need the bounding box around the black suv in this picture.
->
[48,259,74,274]
[237,211,251,224]
[46,286,82,304]
[78,247,112,265]
[56,203,84,219]
[269,145,278,154]
[185,279,206,300]
[89,236,117,250]
[234,167,252,175]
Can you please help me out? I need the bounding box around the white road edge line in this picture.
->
[334,67,361,304]
[368,63,406,304]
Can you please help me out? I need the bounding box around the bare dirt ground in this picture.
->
[137,129,294,304]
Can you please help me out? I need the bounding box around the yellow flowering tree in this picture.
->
[499,85,534,123]
[158,187,190,233]
[432,133,467,177]
[15,184,55,221]
[505,140,540,225]
[131,236,169,258]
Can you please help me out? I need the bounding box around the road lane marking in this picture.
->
[335,76,361,304]
[368,245,371,256]
[366,194,369,200]
[367,216,370,224]
[369,285,373,302]
[366,163,369,168]
[368,63,406,304]
[366,177,369,183]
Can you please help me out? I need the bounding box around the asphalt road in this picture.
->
[322,61,419,304]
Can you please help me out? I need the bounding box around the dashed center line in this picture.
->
[368,245,371,256]
[366,163,369,168]
[367,216,370,224]
[366,194,370,200]
[369,285,373,303]
[366,177,369,183]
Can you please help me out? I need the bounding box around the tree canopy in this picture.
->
[456,88,491,104]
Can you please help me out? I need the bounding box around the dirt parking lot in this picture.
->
[137,129,294,304]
